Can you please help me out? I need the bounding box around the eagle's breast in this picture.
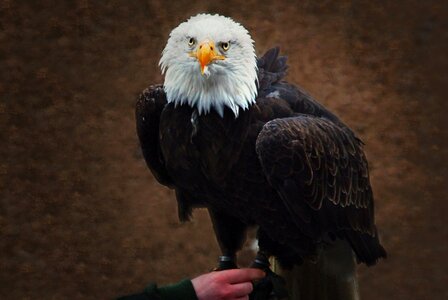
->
[159,103,253,191]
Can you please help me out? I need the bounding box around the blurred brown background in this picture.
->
[1,1,447,299]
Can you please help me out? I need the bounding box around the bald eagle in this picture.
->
[137,13,386,277]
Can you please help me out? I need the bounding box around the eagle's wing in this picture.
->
[136,85,201,221]
[256,115,386,264]
[136,85,173,188]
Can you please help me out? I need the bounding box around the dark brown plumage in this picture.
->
[136,48,386,268]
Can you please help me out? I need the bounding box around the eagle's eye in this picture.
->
[220,42,230,51]
[188,37,196,47]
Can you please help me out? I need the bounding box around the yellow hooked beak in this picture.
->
[190,40,225,75]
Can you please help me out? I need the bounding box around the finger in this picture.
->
[220,268,265,284]
[230,282,253,297]
[234,296,249,300]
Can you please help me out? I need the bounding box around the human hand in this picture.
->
[191,268,265,300]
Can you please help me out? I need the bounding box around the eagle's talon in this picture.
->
[250,254,288,300]
[250,252,271,271]
[250,269,288,300]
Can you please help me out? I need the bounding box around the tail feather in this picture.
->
[343,229,387,266]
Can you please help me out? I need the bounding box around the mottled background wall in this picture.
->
[1,1,447,299]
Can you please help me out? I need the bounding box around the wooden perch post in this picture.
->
[271,241,360,300]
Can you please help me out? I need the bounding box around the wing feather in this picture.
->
[136,86,203,221]
[256,48,385,264]
[135,85,173,187]
[256,115,376,235]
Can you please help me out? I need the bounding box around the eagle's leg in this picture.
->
[250,230,289,300]
[209,209,247,270]
[251,251,271,270]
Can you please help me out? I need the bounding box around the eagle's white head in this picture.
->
[159,14,258,117]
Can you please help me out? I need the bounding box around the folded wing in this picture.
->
[256,115,386,264]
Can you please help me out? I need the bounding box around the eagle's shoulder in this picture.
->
[257,47,288,94]
[256,48,343,126]
[136,84,174,187]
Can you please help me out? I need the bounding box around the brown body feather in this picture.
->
[136,48,386,267]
